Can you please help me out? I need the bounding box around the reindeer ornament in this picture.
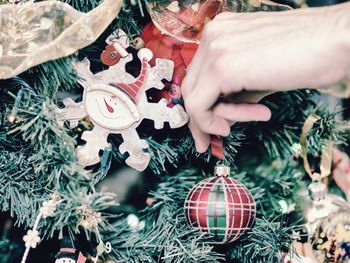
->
[58,44,188,171]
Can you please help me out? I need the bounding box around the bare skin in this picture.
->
[182,2,350,153]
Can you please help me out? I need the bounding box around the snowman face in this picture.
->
[55,258,76,263]
[96,95,120,119]
[85,84,139,130]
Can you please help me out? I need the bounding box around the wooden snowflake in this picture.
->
[58,48,188,171]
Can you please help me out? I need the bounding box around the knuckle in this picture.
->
[184,97,198,114]
[207,40,221,54]
[214,12,232,20]
[212,58,224,74]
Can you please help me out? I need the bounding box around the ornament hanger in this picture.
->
[300,114,333,182]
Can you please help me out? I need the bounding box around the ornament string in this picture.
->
[210,135,225,160]
[20,212,42,263]
[300,115,333,182]
[20,198,63,263]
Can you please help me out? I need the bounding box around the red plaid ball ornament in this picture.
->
[184,165,256,244]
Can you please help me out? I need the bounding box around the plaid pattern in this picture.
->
[184,175,256,244]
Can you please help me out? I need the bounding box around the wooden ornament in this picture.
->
[58,48,188,171]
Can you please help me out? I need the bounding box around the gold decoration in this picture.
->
[0,0,123,79]
[299,115,350,262]
[78,206,102,230]
[312,209,350,262]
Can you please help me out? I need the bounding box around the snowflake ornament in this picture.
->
[58,47,188,171]
[58,41,188,171]
[23,229,40,249]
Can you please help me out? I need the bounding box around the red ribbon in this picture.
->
[141,23,198,85]
[210,135,225,160]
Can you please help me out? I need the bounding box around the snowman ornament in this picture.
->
[55,256,76,263]
[55,248,86,263]
[58,44,188,171]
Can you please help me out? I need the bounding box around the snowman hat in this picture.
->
[110,48,153,102]
[55,248,87,263]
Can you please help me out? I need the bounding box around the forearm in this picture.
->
[281,2,350,88]
[325,2,350,77]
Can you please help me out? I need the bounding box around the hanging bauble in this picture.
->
[303,182,350,263]
[299,115,350,262]
[184,164,256,244]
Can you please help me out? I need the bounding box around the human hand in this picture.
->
[182,3,350,152]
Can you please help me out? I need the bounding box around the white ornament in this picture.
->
[105,29,129,48]
[58,48,188,171]
[127,214,145,231]
[40,200,57,218]
[23,229,40,249]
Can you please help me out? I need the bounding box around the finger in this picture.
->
[181,42,208,98]
[182,20,228,97]
[213,12,238,21]
[188,120,211,153]
[200,113,231,136]
[213,103,272,122]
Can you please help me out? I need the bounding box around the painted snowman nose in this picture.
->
[104,97,115,113]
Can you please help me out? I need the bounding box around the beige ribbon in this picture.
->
[300,115,332,181]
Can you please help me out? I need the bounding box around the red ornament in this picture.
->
[100,44,122,66]
[146,0,242,43]
[184,165,256,244]
[140,23,198,85]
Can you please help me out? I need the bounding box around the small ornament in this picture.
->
[309,206,350,262]
[21,193,62,263]
[299,115,350,263]
[101,29,130,67]
[23,230,40,249]
[78,207,102,230]
[278,200,296,214]
[100,44,122,67]
[58,46,188,171]
[184,164,256,244]
[55,248,86,263]
[40,192,61,218]
[127,214,145,231]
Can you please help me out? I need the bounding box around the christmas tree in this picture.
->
[1,0,350,262]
